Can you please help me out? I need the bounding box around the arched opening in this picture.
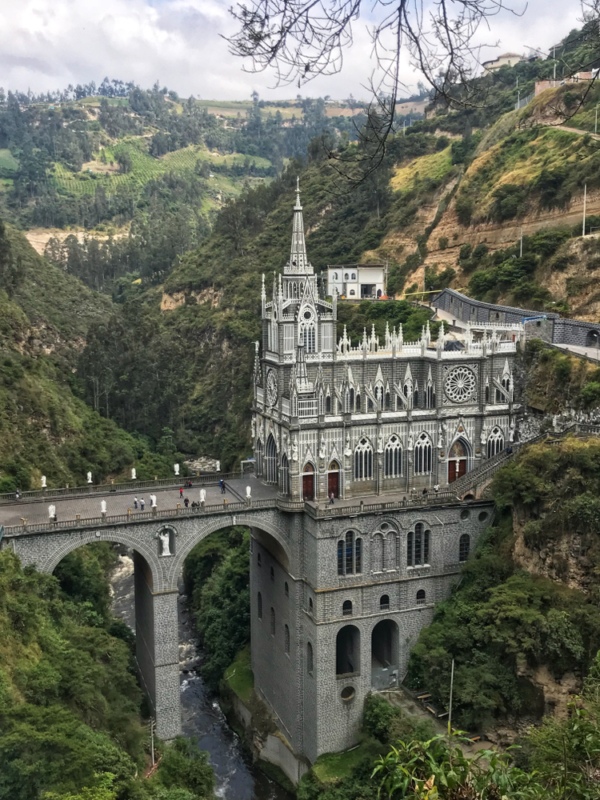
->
[379,594,390,610]
[337,531,362,575]
[371,619,399,689]
[328,460,340,499]
[354,437,373,480]
[255,439,263,477]
[265,434,278,484]
[342,600,353,616]
[302,463,315,501]
[448,438,470,483]
[487,427,504,458]
[336,625,360,676]
[384,435,402,478]
[416,589,426,605]
[586,330,600,348]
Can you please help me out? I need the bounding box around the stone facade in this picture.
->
[253,191,520,502]
[4,497,493,761]
[433,287,600,350]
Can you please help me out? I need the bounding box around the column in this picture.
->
[134,552,181,740]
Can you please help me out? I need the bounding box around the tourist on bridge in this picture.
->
[184,497,189,508]
[329,492,335,505]
[140,497,145,511]
[179,487,184,498]
[219,479,226,494]
[134,496,138,509]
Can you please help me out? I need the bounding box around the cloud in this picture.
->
[0,0,585,100]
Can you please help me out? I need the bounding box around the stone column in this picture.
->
[134,552,181,740]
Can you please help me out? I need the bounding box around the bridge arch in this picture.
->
[168,513,293,585]
[43,528,163,591]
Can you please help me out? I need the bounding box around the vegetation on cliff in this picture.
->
[0,547,215,800]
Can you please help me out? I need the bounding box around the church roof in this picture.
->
[286,178,313,275]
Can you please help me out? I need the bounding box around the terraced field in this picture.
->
[51,140,272,200]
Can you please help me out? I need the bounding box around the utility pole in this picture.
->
[583,183,588,237]
[520,227,523,258]
[150,718,155,766]
[448,658,455,737]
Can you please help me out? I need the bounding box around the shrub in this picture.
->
[455,193,473,226]
[438,236,448,250]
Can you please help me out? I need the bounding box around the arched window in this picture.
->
[257,553,262,567]
[380,594,390,610]
[270,566,275,582]
[368,397,374,411]
[413,389,419,408]
[354,438,373,480]
[459,533,470,562]
[487,427,504,458]
[356,393,361,411]
[284,624,290,654]
[426,385,435,408]
[416,590,426,606]
[265,434,277,484]
[301,324,316,353]
[257,592,262,619]
[337,531,362,575]
[307,642,314,674]
[385,392,391,410]
[384,436,402,478]
[255,439,263,476]
[355,537,362,573]
[349,387,355,412]
[270,607,276,635]
[352,272,356,279]
[485,385,490,403]
[343,600,353,616]
[414,433,433,475]
[336,625,360,675]
[280,454,290,495]
[325,395,331,413]
[407,523,430,567]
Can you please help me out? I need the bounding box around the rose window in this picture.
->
[444,367,476,403]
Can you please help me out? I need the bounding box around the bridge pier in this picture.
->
[134,552,181,740]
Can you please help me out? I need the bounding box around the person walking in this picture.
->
[140,497,145,511]
[134,496,138,509]
[329,492,335,505]
[179,487,184,498]
[184,497,189,508]
[219,479,225,494]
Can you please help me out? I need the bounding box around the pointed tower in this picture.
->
[287,177,313,275]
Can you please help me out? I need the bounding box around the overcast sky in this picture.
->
[0,0,584,100]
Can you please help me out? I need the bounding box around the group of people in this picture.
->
[133,494,158,511]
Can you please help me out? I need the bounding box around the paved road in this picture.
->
[0,476,277,529]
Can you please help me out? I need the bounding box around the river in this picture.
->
[110,553,292,800]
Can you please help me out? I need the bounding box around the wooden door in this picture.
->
[303,474,314,501]
[448,460,457,483]
[328,471,339,499]
[457,459,467,479]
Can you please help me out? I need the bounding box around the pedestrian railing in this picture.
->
[0,471,242,505]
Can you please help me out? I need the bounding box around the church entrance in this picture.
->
[448,439,468,483]
[327,461,340,499]
[303,463,315,501]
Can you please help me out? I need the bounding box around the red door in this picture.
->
[457,459,467,479]
[303,474,314,501]
[328,471,339,499]
[448,460,457,483]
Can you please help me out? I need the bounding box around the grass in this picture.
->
[51,138,272,203]
[390,146,453,192]
[312,738,384,783]
[223,646,254,704]
[0,149,18,173]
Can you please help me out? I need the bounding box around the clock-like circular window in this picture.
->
[266,370,278,407]
[303,310,312,320]
[445,366,476,404]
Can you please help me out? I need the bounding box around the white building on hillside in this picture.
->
[327,264,387,300]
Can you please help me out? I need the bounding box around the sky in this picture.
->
[0,0,584,100]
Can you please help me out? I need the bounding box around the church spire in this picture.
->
[286,177,312,275]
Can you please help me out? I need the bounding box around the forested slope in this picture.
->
[0,220,178,490]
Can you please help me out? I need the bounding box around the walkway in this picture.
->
[0,475,277,530]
